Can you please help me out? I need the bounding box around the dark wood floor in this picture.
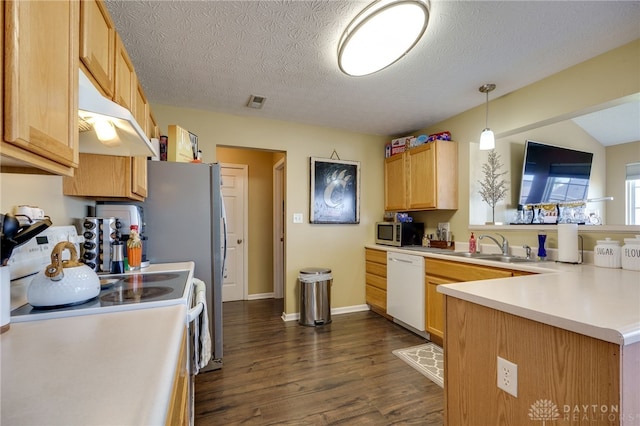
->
[194,299,444,425]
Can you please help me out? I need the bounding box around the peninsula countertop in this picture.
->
[366,244,640,346]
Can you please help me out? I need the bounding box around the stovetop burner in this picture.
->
[31,296,100,311]
[100,286,173,304]
[122,273,179,283]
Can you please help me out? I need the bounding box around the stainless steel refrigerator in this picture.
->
[142,160,225,372]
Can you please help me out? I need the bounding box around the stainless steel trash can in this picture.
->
[298,267,332,326]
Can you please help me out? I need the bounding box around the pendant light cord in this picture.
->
[485,91,489,129]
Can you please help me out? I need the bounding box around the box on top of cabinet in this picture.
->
[166,125,197,162]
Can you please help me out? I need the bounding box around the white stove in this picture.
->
[8,226,193,322]
[7,226,203,425]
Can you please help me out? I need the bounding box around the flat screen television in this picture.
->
[518,140,594,206]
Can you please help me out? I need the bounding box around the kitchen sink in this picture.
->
[444,252,491,258]
[402,246,450,254]
[443,252,536,263]
[478,255,536,263]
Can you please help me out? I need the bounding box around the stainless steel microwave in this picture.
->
[375,222,424,247]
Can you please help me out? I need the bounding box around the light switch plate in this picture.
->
[293,213,303,223]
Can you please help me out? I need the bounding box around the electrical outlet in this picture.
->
[497,356,518,397]
[293,213,303,224]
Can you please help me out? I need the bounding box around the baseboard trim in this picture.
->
[247,292,275,300]
[281,304,370,322]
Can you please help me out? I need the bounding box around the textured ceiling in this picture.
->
[104,0,640,138]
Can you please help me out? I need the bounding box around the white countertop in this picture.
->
[366,244,640,346]
[1,261,195,425]
[1,304,186,425]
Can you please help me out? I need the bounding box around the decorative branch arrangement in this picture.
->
[478,150,508,224]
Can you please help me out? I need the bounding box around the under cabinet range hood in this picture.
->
[78,69,157,157]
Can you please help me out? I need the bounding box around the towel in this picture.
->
[192,278,212,374]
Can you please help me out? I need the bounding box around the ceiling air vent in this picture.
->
[247,95,266,109]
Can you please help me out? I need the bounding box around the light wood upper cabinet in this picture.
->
[407,142,437,209]
[2,0,79,176]
[1,3,4,146]
[131,156,147,198]
[114,33,135,111]
[63,153,147,201]
[384,153,407,211]
[133,78,148,138]
[384,141,458,211]
[70,0,152,200]
[79,0,115,98]
[148,110,159,140]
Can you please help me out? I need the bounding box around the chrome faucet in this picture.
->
[523,245,532,259]
[478,233,509,255]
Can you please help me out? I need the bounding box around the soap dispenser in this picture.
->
[469,232,477,253]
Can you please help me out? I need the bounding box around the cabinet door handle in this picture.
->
[389,257,413,264]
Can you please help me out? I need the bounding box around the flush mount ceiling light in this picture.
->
[338,0,430,77]
[479,83,496,150]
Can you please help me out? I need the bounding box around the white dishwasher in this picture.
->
[387,251,426,333]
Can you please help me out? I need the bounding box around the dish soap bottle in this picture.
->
[469,232,476,253]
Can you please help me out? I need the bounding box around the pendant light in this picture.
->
[338,0,430,77]
[479,83,496,150]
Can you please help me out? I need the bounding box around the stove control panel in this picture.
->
[8,226,82,281]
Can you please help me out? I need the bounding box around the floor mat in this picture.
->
[392,342,444,388]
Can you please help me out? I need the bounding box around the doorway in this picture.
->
[273,158,285,299]
[221,164,247,302]
[216,146,286,300]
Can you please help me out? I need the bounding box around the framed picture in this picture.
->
[188,131,198,160]
[310,157,360,224]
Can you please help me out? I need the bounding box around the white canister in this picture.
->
[621,236,640,271]
[594,238,621,268]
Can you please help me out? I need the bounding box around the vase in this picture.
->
[537,232,547,259]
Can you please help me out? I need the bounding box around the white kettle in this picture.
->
[28,241,100,307]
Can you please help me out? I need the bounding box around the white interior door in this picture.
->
[221,164,247,302]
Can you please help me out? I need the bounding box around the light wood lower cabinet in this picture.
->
[62,153,147,200]
[444,297,626,425]
[166,327,188,425]
[425,274,450,347]
[365,251,537,346]
[365,248,389,318]
[425,257,534,346]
